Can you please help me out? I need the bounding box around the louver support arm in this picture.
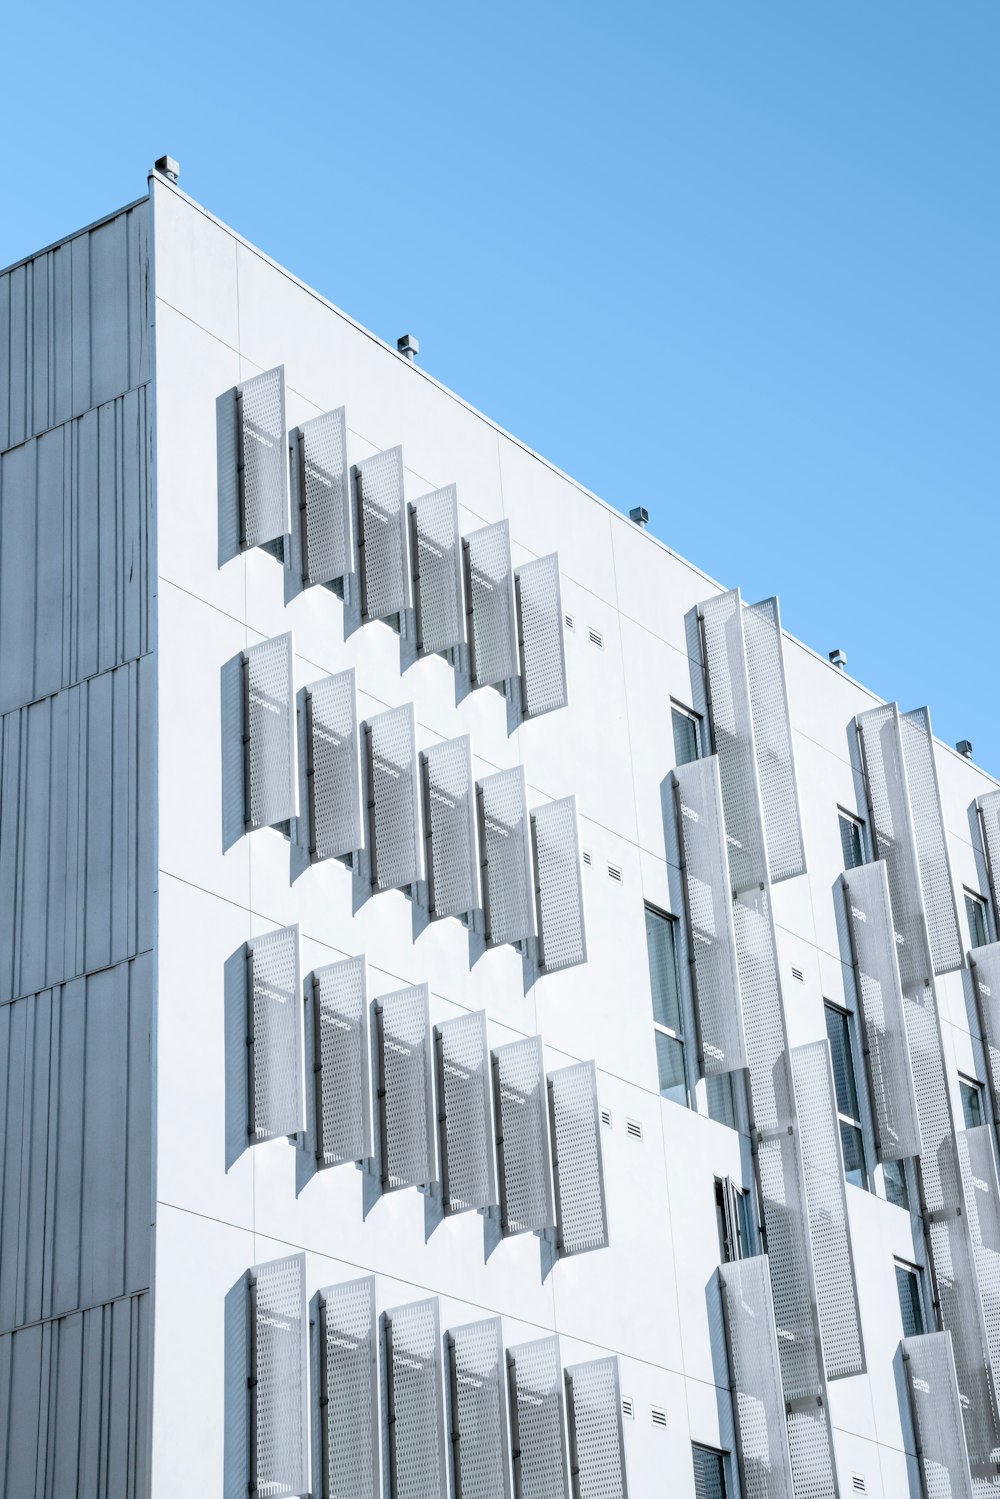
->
[375,983,437,1192]
[548,1060,609,1256]
[515,552,569,719]
[383,1298,449,1499]
[478,766,536,948]
[435,1010,497,1215]
[247,1252,309,1499]
[531,795,587,973]
[564,1357,629,1499]
[492,1036,555,1236]
[506,1337,570,1499]
[354,445,411,622]
[671,756,746,1074]
[409,484,465,655]
[902,1333,975,1499]
[237,364,289,552]
[297,405,353,586]
[244,632,298,832]
[718,1256,795,1499]
[422,735,481,921]
[319,1275,380,1499]
[365,702,423,894]
[447,1317,512,1499]
[247,924,304,1144]
[305,667,364,862]
[313,954,371,1169]
[464,519,519,688]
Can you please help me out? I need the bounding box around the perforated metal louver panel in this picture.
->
[366,702,422,893]
[842,862,922,1161]
[507,1336,570,1499]
[313,954,371,1168]
[411,485,465,654]
[672,756,746,1074]
[308,668,363,861]
[377,983,437,1191]
[246,633,298,830]
[423,735,480,919]
[320,1275,379,1499]
[465,520,519,687]
[548,1061,608,1256]
[437,1010,496,1213]
[902,1333,975,1499]
[971,944,1000,1130]
[957,1127,1000,1385]
[741,596,806,883]
[239,365,289,550]
[248,925,303,1143]
[299,406,352,585]
[449,1317,511,1499]
[790,1041,865,1381]
[384,1297,448,1499]
[532,796,587,973]
[564,1357,628,1499]
[493,1036,554,1235]
[249,1252,308,1499]
[356,445,410,620]
[479,766,536,946]
[719,1257,795,1499]
[978,792,1000,929]
[515,553,569,719]
[899,708,964,975]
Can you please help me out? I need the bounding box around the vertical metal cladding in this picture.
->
[531,795,588,973]
[970,943,1000,1129]
[298,405,352,586]
[514,552,569,719]
[436,1010,496,1214]
[478,766,536,947]
[448,1316,511,1499]
[790,1042,865,1380]
[898,707,964,975]
[383,1297,449,1499]
[319,1275,380,1499]
[245,632,298,831]
[410,484,465,655]
[841,862,922,1161]
[564,1356,629,1499]
[671,756,746,1074]
[248,1253,309,1499]
[423,735,480,920]
[548,1060,609,1257]
[741,596,807,883]
[247,925,303,1144]
[313,954,371,1168]
[0,387,153,716]
[902,1333,975,1499]
[238,365,289,551]
[306,667,363,861]
[366,702,423,894]
[465,519,519,688]
[506,1336,570,1499]
[492,1036,555,1236]
[376,983,437,1192]
[958,1127,1000,1383]
[718,1257,795,1499]
[355,446,410,621]
[977,791,1000,930]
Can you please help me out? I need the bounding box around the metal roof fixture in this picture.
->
[829,648,847,670]
[957,740,974,759]
[396,333,419,362]
[154,155,180,182]
[628,505,648,527]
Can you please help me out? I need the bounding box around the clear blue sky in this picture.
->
[3,3,998,771]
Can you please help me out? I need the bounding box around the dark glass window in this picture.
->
[692,1444,728,1499]
[966,892,989,951]
[960,1077,986,1130]
[671,706,701,767]
[839,812,865,871]
[825,1003,868,1189]
[646,907,688,1107]
[895,1263,926,1339]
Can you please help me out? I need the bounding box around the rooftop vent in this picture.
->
[957,739,974,759]
[154,155,180,183]
[829,648,847,670]
[629,506,648,528]
[397,334,419,362]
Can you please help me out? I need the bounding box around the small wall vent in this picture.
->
[791,966,804,983]
[650,1405,667,1429]
[600,1107,613,1128]
[607,863,622,884]
[565,613,575,631]
[621,1397,634,1420]
[626,1118,643,1142]
[582,849,592,866]
[588,627,604,649]
[851,1476,867,1494]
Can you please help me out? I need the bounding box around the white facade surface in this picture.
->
[1,168,999,1499]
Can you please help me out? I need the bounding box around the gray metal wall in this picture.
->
[0,201,153,1499]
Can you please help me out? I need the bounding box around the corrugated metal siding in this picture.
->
[0,386,152,714]
[0,203,149,452]
[0,1290,150,1498]
[0,954,152,1336]
[0,657,154,1006]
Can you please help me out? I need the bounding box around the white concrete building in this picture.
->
[2,162,1000,1499]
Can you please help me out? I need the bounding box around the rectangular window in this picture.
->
[825,1003,869,1190]
[692,1442,729,1499]
[646,907,688,1106]
[883,1159,909,1210]
[671,705,702,767]
[965,890,989,951]
[838,811,866,871]
[895,1261,926,1339]
[960,1076,986,1130]
[714,1177,751,1264]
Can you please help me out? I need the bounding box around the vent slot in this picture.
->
[791,966,804,983]
[588,627,604,649]
[607,863,622,884]
[565,614,575,631]
[582,849,592,866]
[650,1405,667,1429]
[621,1397,634,1420]
[600,1108,613,1128]
[851,1477,867,1495]
[626,1118,642,1142]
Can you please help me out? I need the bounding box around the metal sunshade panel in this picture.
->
[464,520,519,688]
[238,365,289,551]
[970,943,1000,1134]
[478,765,536,948]
[365,702,423,893]
[718,1256,795,1499]
[245,632,298,831]
[423,735,480,920]
[957,1127,1000,1388]
[898,706,964,975]
[564,1357,628,1499]
[375,983,437,1192]
[313,954,371,1168]
[506,1336,570,1499]
[447,1316,512,1499]
[355,445,410,621]
[383,1297,449,1499]
[531,796,587,973]
[247,924,304,1144]
[410,484,465,655]
[248,1252,309,1499]
[436,1009,497,1214]
[319,1275,380,1499]
[902,1333,975,1499]
[492,1036,554,1236]
[741,596,806,883]
[548,1060,608,1257]
[298,405,353,585]
[306,667,364,861]
[515,553,568,719]
[977,790,1000,932]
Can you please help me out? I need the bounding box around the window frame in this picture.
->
[959,1074,987,1131]
[691,1441,731,1499]
[837,807,867,871]
[713,1175,753,1264]
[824,1000,870,1192]
[964,888,991,950]
[894,1258,929,1340]
[645,903,689,1108]
[670,700,703,768]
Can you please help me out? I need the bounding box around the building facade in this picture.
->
[2,166,1000,1497]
